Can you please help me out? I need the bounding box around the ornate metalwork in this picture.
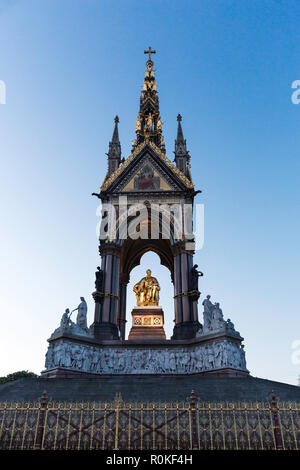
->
[0,392,299,450]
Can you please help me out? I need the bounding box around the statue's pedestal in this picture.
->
[128,306,166,341]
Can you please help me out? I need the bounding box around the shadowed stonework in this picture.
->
[1,376,300,403]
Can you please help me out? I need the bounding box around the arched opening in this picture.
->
[120,237,174,280]
[126,251,174,339]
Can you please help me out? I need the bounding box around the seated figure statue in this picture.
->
[211,302,226,330]
[133,269,160,306]
[60,308,71,330]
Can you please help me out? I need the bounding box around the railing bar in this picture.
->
[77,403,84,450]
[21,404,29,450]
[208,403,213,450]
[220,403,225,450]
[140,403,143,450]
[66,406,72,450]
[128,404,131,451]
[268,404,276,449]
[114,400,119,450]
[196,405,201,450]
[9,404,18,450]
[232,403,239,450]
[152,403,155,450]
[244,402,251,450]
[256,402,264,450]
[0,403,7,446]
[288,404,298,450]
[164,404,167,450]
[90,404,95,450]
[102,405,107,451]
[277,407,285,450]
[176,403,180,449]
[53,404,60,450]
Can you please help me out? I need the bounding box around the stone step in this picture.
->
[0,376,300,403]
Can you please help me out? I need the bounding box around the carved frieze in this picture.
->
[45,337,248,375]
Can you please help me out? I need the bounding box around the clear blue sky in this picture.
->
[0,0,300,385]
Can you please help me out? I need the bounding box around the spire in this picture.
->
[107,115,121,176]
[132,48,165,153]
[176,114,185,144]
[175,114,187,154]
[112,115,120,143]
[174,114,191,179]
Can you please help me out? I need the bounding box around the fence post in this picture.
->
[190,390,198,450]
[35,391,47,450]
[270,391,283,450]
[114,396,120,450]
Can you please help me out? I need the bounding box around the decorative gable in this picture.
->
[122,161,173,192]
[100,141,194,193]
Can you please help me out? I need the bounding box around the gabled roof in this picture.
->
[100,140,194,193]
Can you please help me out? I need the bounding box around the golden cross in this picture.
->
[144,46,156,61]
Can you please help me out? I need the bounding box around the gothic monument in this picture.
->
[43,48,248,378]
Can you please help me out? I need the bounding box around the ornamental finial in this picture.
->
[144,46,156,61]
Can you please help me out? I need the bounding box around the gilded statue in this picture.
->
[146,113,153,131]
[133,269,160,306]
[157,116,162,131]
[136,115,142,131]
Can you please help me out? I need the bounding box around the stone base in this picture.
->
[128,306,166,341]
[41,366,249,379]
[44,330,248,376]
[171,321,202,340]
[89,321,119,340]
[5,375,300,403]
[128,326,166,341]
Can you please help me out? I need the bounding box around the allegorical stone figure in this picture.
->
[60,308,70,330]
[157,116,162,131]
[211,302,225,330]
[146,113,153,131]
[133,269,160,306]
[72,297,88,329]
[202,295,214,331]
[45,346,54,369]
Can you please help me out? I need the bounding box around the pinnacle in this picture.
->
[112,115,120,143]
[176,114,185,143]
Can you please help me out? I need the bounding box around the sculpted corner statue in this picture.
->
[133,269,160,306]
[72,297,88,329]
[60,308,71,330]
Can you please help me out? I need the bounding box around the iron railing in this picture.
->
[0,391,299,450]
